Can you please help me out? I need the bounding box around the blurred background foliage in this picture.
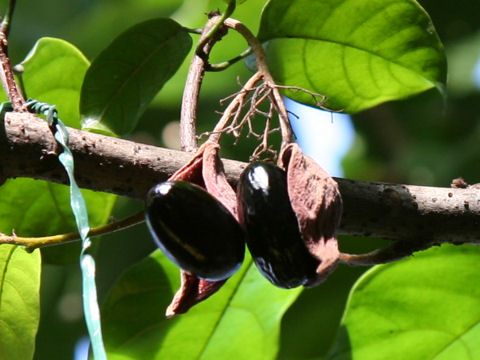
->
[3,0,480,358]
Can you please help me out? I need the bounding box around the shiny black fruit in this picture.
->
[237,162,317,288]
[145,181,245,281]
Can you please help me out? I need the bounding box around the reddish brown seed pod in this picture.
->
[281,143,342,286]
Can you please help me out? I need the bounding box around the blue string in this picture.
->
[26,100,107,359]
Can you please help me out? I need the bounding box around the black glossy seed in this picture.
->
[237,162,317,288]
[145,181,245,281]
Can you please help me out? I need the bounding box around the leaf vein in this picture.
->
[197,260,254,359]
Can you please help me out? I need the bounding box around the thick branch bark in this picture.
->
[1,112,480,245]
[0,112,246,198]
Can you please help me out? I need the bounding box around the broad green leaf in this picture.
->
[0,245,41,360]
[19,37,90,127]
[103,250,301,359]
[80,18,192,136]
[0,179,116,264]
[328,244,480,360]
[258,0,447,113]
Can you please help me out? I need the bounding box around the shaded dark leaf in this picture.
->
[80,18,192,135]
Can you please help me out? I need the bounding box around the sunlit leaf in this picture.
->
[19,37,90,127]
[328,244,480,360]
[80,18,192,136]
[258,0,447,113]
[103,250,301,359]
[0,245,41,360]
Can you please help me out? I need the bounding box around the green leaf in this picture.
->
[258,0,447,113]
[19,37,90,127]
[328,244,480,360]
[80,18,192,136]
[103,250,301,359]
[0,245,41,360]
[0,179,116,264]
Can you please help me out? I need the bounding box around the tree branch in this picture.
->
[223,18,293,149]
[0,210,145,250]
[180,15,224,152]
[0,8,25,112]
[1,112,480,246]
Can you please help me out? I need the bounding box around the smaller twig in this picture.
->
[243,87,271,137]
[207,73,287,159]
[218,76,261,106]
[219,90,241,105]
[0,0,16,36]
[203,18,328,158]
[206,47,253,72]
[339,240,433,266]
[0,3,25,112]
[252,102,274,159]
[230,93,246,136]
[207,18,330,156]
[13,66,26,99]
[195,1,236,60]
[208,71,262,144]
[223,18,292,150]
[0,211,145,251]
[273,84,329,109]
[180,15,224,152]
[228,93,260,136]
[184,27,203,35]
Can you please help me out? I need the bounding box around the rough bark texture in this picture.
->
[1,112,480,244]
[0,112,245,199]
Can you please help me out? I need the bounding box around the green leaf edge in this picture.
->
[257,0,447,113]
[327,245,480,359]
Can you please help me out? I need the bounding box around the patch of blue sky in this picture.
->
[284,97,355,177]
[74,336,89,360]
[473,54,480,89]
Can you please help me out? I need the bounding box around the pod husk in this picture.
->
[280,143,343,286]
